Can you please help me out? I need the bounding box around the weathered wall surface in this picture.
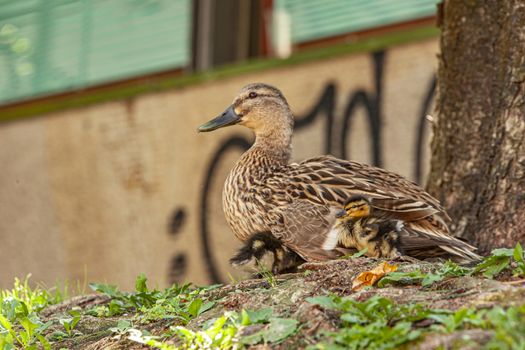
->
[0,39,437,289]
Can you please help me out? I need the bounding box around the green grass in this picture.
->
[0,274,220,349]
[123,306,299,349]
[87,274,216,324]
[307,295,525,350]
[473,243,525,278]
[378,243,525,288]
[1,244,523,349]
[0,275,67,349]
[49,309,82,341]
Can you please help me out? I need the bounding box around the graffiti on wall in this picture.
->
[168,50,437,284]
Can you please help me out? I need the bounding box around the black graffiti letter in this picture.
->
[199,136,251,283]
[341,51,385,166]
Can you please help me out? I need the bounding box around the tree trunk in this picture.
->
[427,1,525,254]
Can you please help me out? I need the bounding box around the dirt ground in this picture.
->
[43,258,525,349]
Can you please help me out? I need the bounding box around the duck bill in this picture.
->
[335,209,347,219]
[197,105,241,132]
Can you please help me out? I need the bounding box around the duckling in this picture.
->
[198,83,481,264]
[329,196,402,258]
[328,196,483,262]
[230,231,304,274]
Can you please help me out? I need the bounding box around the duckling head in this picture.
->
[198,83,293,140]
[336,196,372,221]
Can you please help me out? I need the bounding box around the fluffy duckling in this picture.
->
[327,196,483,262]
[328,196,402,258]
[230,231,304,274]
[198,83,481,264]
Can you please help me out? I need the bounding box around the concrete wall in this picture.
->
[0,38,437,290]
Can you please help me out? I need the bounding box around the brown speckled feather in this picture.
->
[268,201,341,261]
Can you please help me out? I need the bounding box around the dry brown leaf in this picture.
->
[351,261,398,291]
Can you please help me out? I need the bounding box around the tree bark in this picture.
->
[427,0,525,254]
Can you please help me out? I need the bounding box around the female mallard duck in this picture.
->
[198,83,480,264]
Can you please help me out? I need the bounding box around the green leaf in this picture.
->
[19,317,38,342]
[36,334,50,350]
[421,272,444,287]
[514,243,524,264]
[490,248,514,257]
[69,310,81,330]
[37,320,52,334]
[109,320,132,334]
[472,248,514,279]
[351,248,368,258]
[241,329,264,345]
[244,308,273,324]
[306,296,337,309]
[117,320,132,330]
[199,301,215,315]
[263,318,298,343]
[340,313,363,324]
[50,330,68,341]
[59,317,72,332]
[107,300,126,316]
[89,283,120,298]
[0,315,14,333]
[187,298,203,318]
[377,271,425,287]
[135,274,148,293]
[241,310,251,326]
[19,301,29,317]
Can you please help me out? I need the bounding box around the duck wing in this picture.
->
[290,155,445,215]
[400,219,481,263]
[283,156,479,262]
[268,201,344,262]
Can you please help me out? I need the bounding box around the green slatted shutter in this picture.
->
[275,0,438,44]
[0,0,191,104]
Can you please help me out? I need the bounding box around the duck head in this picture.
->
[198,83,294,139]
[336,196,372,220]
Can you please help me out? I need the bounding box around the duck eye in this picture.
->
[248,92,258,99]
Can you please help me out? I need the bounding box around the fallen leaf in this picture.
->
[352,261,398,291]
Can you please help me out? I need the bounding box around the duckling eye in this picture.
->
[248,92,258,99]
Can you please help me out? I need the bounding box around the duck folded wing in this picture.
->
[369,197,442,223]
[295,156,446,213]
[268,201,342,262]
[400,219,481,263]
